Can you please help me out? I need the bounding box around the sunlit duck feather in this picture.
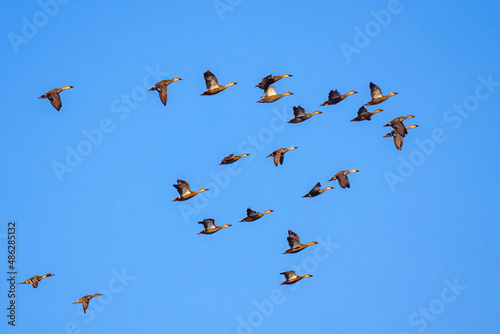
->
[366,82,398,105]
[320,89,357,106]
[39,85,73,111]
[302,182,333,197]
[220,153,250,165]
[201,70,237,95]
[173,179,209,201]
[383,115,415,137]
[288,106,322,124]
[240,208,274,222]
[18,273,54,288]
[148,77,182,106]
[384,124,420,150]
[280,271,313,285]
[256,74,293,91]
[258,86,293,103]
[329,169,359,189]
[73,293,102,314]
[198,219,232,235]
[350,106,383,121]
[283,230,318,254]
[267,146,298,166]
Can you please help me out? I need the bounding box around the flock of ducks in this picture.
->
[28,71,419,313]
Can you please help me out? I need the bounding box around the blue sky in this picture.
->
[1,1,500,333]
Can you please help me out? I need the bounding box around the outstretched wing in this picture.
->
[337,174,350,189]
[257,74,274,90]
[157,86,168,106]
[264,85,276,97]
[200,219,216,230]
[220,154,235,164]
[174,179,191,196]
[370,82,383,99]
[31,277,39,288]
[287,230,301,248]
[293,106,306,118]
[246,208,258,217]
[357,106,370,117]
[280,271,297,281]
[48,92,62,111]
[82,298,89,314]
[394,133,404,150]
[204,71,219,90]
[328,89,341,101]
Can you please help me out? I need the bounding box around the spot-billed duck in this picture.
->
[288,106,322,124]
[240,208,274,222]
[384,124,419,150]
[73,293,103,314]
[267,146,298,166]
[39,85,73,111]
[320,89,357,106]
[198,219,232,235]
[256,74,293,91]
[302,182,333,197]
[383,115,415,137]
[329,169,359,189]
[18,273,54,288]
[258,86,293,103]
[350,106,383,122]
[280,271,313,285]
[220,153,250,165]
[283,230,318,254]
[366,82,398,105]
[201,70,237,95]
[173,179,209,201]
[148,78,182,105]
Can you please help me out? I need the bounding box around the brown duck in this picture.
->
[18,273,54,288]
[383,115,415,137]
[258,86,293,103]
[173,179,209,201]
[280,271,313,285]
[329,169,359,189]
[283,230,318,254]
[267,146,298,166]
[366,82,398,105]
[384,124,420,150]
[73,293,103,314]
[288,106,322,124]
[320,89,357,106]
[302,182,333,197]
[256,74,293,91]
[220,153,250,165]
[240,208,274,222]
[198,219,232,235]
[350,106,383,122]
[148,77,182,105]
[39,85,73,111]
[201,70,237,95]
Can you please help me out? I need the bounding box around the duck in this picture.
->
[384,124,419,150]
[366,82,398,105]
[320,89,357,106]
[240,208,274,222]
[329,169,359,189]
[283,230,318,254]
[201,70,237,95]
[383,115,416,137]
[39,85,74,111]
[220,153,250,165]
[302,182,333,197]
[288,106,322,124]
[148,77,182,105]
[18,273,54,288]
[280,271,313,285]
[173,179,209,201]
[267,146,298,166]
[198,219,232,235]
[256,74,293,91]
[350,106,383,122]
[73,293,103,314]
[258,86,293,103]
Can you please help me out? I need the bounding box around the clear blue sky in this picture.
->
[1,1,499,333]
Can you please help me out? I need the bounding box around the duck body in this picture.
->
[384,124,419,150]
[351,106,382,121]
[256,74,292,91]
[220,153,250,165]
[383,115,415,137]
[18,273,54,288]
[148,77,182,105]
[267,146,298,166]
[258,86,293,103]
[173,179,209,201]
[283,230,318,254]
[198,219,232,235]
[302,182,333,197]
[73,293,102,314]
[321,89,357,106]
[201,70,237,95]
[288,106,322,123]
[329,169,359,188]
[39,85,74,111]
[280,270,313,285]
[240,208,274,222]
[366,82,398,105]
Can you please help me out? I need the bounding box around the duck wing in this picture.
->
[257,75,274,90]
[48,92,62,111]
[287,230,301,248]
[370,83,383,99]
[264,85,277,97]
[293,106,306,118]
[200,219,216,230]
[174,179,191,196]
[220,154,235,164]
[336,173,350,189]
[204,71,219,90]
[328,90,342,103]
[280,271,297,281]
